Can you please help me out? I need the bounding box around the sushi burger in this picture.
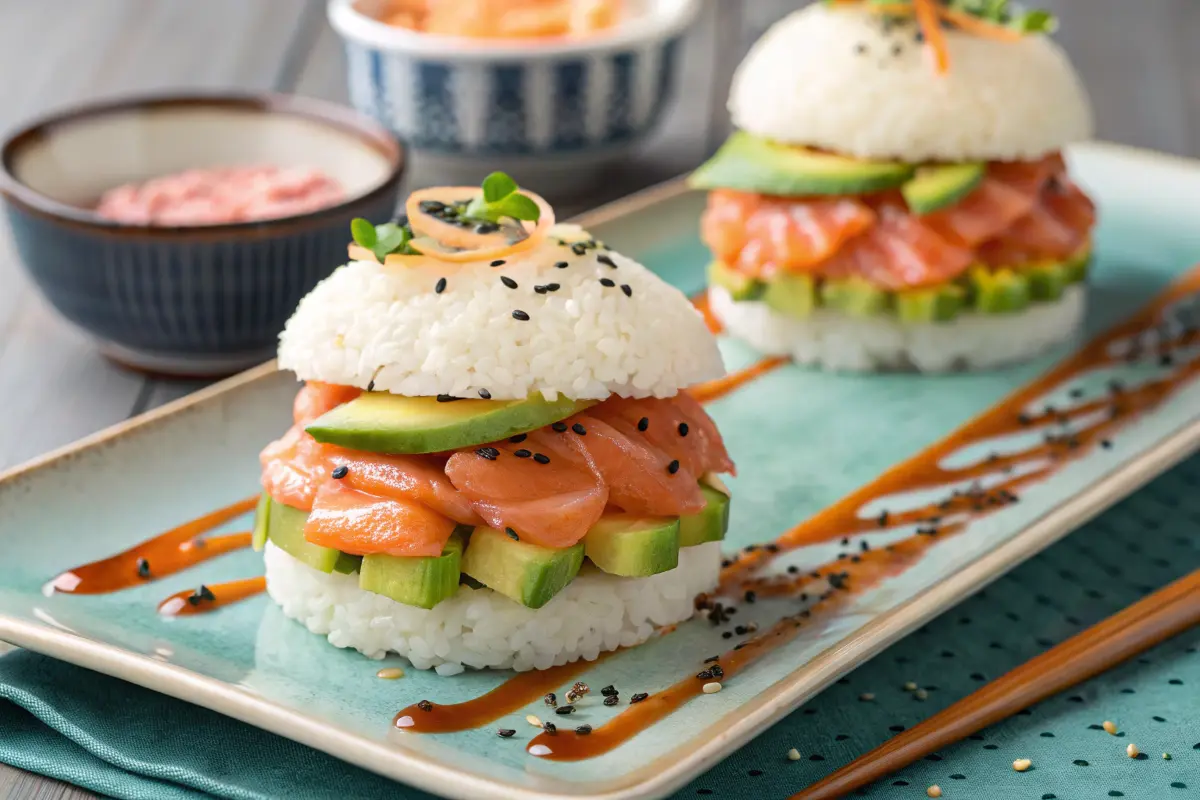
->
[692,0,1097,372]
[255,173,734,673]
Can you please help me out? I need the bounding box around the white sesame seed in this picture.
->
[927,785,943,798]
[904,681,918,691]
[1126,743,1139,758]
[1013,758,1032,772]
[526,715,542,728]
[787,748,801,761]
[1103,720,1118,735]
[702,682,723,694]
[376,667,404,680]
[915,688,929,700]
[859,692,876,701]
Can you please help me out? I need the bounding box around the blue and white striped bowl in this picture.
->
[328,0,700,193]
[0,94,405,378]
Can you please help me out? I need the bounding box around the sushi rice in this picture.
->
[708,284,1086,373]
[264,540,722,673]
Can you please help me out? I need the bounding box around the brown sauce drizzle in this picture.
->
[395,656,602,733]
[45,496,260,596]
[401,268,1200,760]
[158,576,267,617]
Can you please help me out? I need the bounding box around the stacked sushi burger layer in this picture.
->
[693,1,1098,372]
[256,174,734,674]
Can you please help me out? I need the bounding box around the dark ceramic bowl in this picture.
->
[0,93,405,377]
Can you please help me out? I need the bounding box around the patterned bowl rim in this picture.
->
[327,0,702,59]
[0,92,405,238]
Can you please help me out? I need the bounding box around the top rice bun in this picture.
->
[729,4,1094,163]
[277,225,724,401]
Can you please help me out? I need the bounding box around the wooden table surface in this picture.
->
[1,1,1197,798]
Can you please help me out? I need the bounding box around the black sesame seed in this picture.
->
[417,700,433,711]
[1101,439,1112,449]
[620,284,632,297]
[572,243,587,256]
[638,417,649,432]
[697,669,714,680]
[436,394,462,403]
[435,277,447,294]
[475,222,500,234]
[710,665,724,679]
[544,693,557,707]
[498,728,516,738]
[601,685,618,696]
[419,200,447,213]
[604,695,620,706]
[572,423,587,435]
[675,423,688,437]
[703,656,720,664]
[512,310,530,321]
[534,285,549,294]
[478,388,492,399]
[506,528,520,541]
[744,590,757,604]
[722,631,733,639]
[575,725,592,735]
[787,565,799,574]
[546,283,561,292]
[551,422,568,433]
[542,721,557,734]
[501,276,518,289]
[509,434,528,443]
[630,693,649,704]
[600,278,616,288]
[598,254,617,268]
[491,260,506,267]
[476,447,499,461]
[367,379,376,392]
[555,705,576,715]
[331,465,349,480]
[555,261,569,269]
[136,558,151,579]
[533,453,551,464]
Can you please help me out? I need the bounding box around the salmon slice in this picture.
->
[445,443,608,547]
[304,482,457,558]
[293,382,362,426]
[590,396,735,478]
[329,449,482,526]
[920,177,1037,247]
[989,154,1064,197]
[558,415,706,516]
[821,200,974,290]
[260,426,329,510]
[701,190,876,278]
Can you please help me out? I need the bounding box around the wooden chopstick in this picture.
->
[792,568,1200,800]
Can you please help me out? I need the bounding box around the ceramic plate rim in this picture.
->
[2,141,1200,800]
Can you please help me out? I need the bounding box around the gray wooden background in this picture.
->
[0,1,1197,797]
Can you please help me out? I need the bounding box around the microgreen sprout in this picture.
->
[465,172,542,225]
[351,217,420,261]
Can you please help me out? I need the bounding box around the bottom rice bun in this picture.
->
[709,283,1086,373]
[255,175,734,672]
[692,2,1097,373]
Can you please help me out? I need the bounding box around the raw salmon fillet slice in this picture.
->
[304,482,458,558]
[702,189,876,278]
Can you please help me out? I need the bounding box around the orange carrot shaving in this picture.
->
[912,0,949,74]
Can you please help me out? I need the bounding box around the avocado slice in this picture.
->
[901,163,986,215]
[307,393,594,455]
[708,260,765,301]
[584,515,680,577]
[265,499,362,574]
[821,277,892,317]
[461,528,584,609]
[690,132,915,197]
[1063,249,1091,284]
[252,492,271,552]
[358,530,465,609]
[1026,262,1070,302]
[679,485,730,548]
[969,267,1031,314]
[895,283,966,324]
[763,273,817,318]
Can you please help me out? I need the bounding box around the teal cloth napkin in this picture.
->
[2,454,1198,800]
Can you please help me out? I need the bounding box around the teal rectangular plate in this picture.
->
[1,142,1199,800]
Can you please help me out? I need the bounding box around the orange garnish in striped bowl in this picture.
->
[827,0,1056,74]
